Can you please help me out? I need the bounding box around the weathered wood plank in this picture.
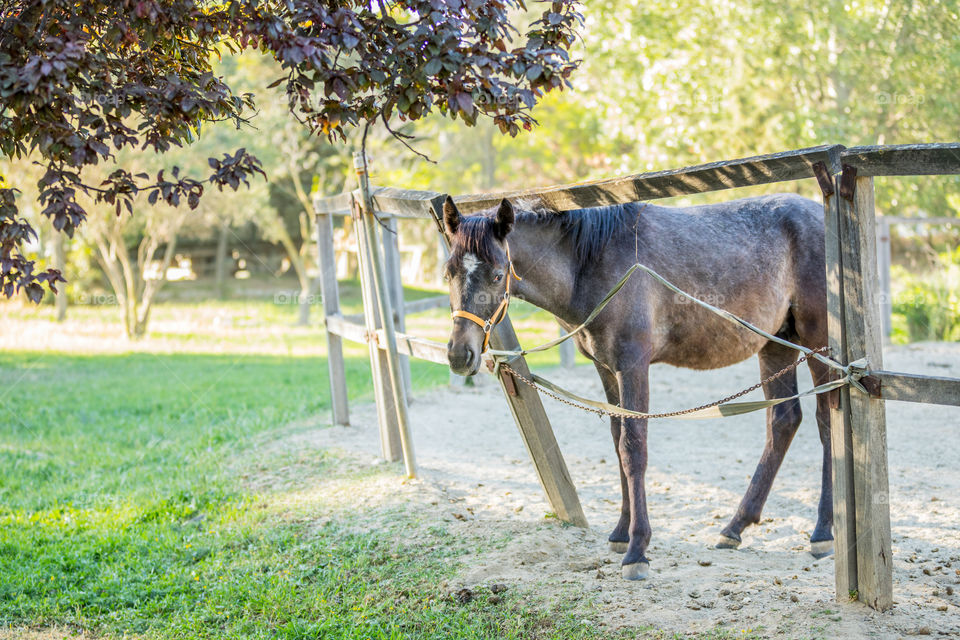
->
[428,199,585,525]
[317,213,350,427]
[315,146,847,219]
[314,190,354,215]
[389,331,449,366]
[327,315,452,367]
[383,216,413,403]
[456,145,845,214]
[824,185,859,601]
[876,218,892,340]
[356,153,418,478]
[404,295,450,315]
[841,143,960,176]
[869,371,960,406]
[325,314,368,343]
[490,320,588,527]
[369,186,446,218]
[837,174,893,611]
[353,198,404,463]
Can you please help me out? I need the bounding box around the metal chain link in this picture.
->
[500,346,830,420]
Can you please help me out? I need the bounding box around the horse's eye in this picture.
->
[493,272,503,283]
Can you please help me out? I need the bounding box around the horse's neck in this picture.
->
[508,221,580,325]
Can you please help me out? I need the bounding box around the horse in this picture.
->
[441,193,833,581]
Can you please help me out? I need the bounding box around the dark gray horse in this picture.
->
[442,194,833,581]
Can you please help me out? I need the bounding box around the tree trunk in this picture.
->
[89,211,182,340]
[51,232,67,321]
[297,288,311,325]
[134,232,179,340]
[285,160,325,325]
[275,224,313,326]
[214,221,229,299]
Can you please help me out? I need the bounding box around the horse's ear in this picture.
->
[493,199,515,240]
[442,196,461,238]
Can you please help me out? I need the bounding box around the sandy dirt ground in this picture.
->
[293,342,960,639]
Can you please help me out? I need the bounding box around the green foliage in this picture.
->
[399,0,960,217]
[891,246,960,343]
[1,0,582,300]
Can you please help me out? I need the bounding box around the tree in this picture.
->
[576,0,960,213]
[265,120,347,325]
[83,196,187,339]
[0,0,582,302]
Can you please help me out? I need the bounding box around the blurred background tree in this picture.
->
[3,0,958,342]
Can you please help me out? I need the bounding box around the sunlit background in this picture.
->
[2,2,959,638]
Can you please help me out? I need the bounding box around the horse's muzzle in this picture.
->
[447,340,480,376]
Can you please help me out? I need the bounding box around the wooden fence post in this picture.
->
[558,325,576,369]
[876,217,892,341]
[353,195,403,462]
[382,215,413,402]
[823,180,859,601]
[491,321,588,527]
[835,168,893,611]
[355,153,418,478]
[316,212,350,427]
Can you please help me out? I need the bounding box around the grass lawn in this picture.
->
[0,284,614,640]
[0,282,756,639]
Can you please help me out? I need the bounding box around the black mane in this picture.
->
[451,202,638,265]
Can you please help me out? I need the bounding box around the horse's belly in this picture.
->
[655,308,783,370]
[658,335,765,370]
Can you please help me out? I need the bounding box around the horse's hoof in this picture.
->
[621,562,650,580]
[609,540,628,553]
[810,540,834,559]
[715,534,741,550]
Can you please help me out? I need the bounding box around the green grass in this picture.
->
[0,347,593,639]
[0,291,746,639]
[0,291,603,640]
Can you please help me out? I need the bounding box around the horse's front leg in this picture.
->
[617,364,652,580]
[594,364,630,553]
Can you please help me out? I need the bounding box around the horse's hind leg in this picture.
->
[794,291,834,558]
[808,358,834,558]
[595,364,630,553]
[616,364,652,580]
[717,341,802,549]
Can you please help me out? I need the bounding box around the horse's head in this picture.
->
[442,196,517,376]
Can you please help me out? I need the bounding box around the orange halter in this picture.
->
[450,243,522,353]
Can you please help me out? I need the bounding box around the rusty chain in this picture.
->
[500,346,831,420]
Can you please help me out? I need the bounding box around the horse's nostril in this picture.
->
[465,347,475,364]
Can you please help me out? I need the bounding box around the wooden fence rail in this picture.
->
[314,141,960,612]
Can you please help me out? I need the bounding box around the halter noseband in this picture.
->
[450,243,522,353]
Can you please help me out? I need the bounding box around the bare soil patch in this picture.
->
[276,343,960,638]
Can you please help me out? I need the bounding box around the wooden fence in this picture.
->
[314,143,960,612]
[875,215,960,339]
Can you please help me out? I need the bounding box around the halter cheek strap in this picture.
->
[451,243,522,353]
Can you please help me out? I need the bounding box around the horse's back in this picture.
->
[618,194,825,369]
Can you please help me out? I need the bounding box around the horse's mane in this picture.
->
[452,201,637,266]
